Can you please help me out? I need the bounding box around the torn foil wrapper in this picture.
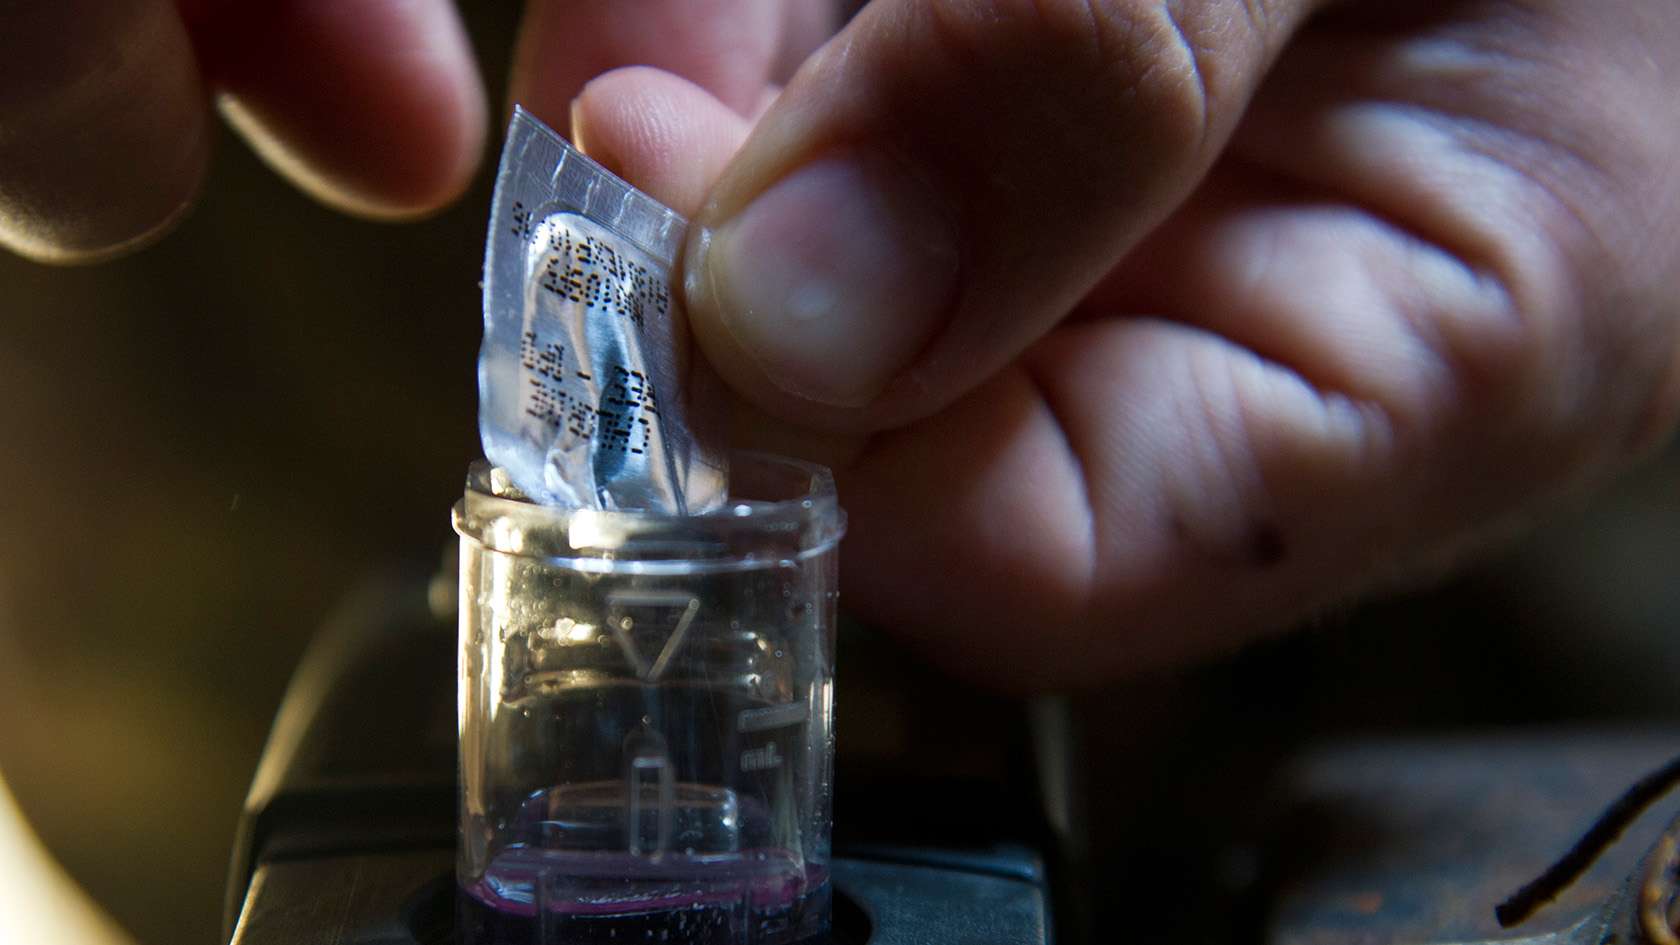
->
[479,106,726,513]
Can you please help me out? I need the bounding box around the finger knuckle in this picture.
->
[918,0,1218,159]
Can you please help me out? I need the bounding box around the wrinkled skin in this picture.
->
[4,0,1678,688]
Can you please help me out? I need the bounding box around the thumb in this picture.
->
[684,0,1322,429]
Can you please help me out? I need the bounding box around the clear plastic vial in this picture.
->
[453,453,844,945]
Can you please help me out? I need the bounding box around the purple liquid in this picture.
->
[459,847,830,944]
[459,675,832,943]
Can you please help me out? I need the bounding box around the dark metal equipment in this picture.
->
[1260,735,1680,945]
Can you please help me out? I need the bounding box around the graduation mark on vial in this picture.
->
[737,702,809,733]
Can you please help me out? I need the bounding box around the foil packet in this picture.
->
[479,106,726,513]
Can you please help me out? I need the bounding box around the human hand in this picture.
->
[558,0,1680,687]
[9,2,1677,689]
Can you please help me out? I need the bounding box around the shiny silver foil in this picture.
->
[479,106,726,513]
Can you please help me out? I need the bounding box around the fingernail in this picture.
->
[693,153,958,407]
[568,97,588,151]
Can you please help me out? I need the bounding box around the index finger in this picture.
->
[0,0,208,263]
[507,0,836,133]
